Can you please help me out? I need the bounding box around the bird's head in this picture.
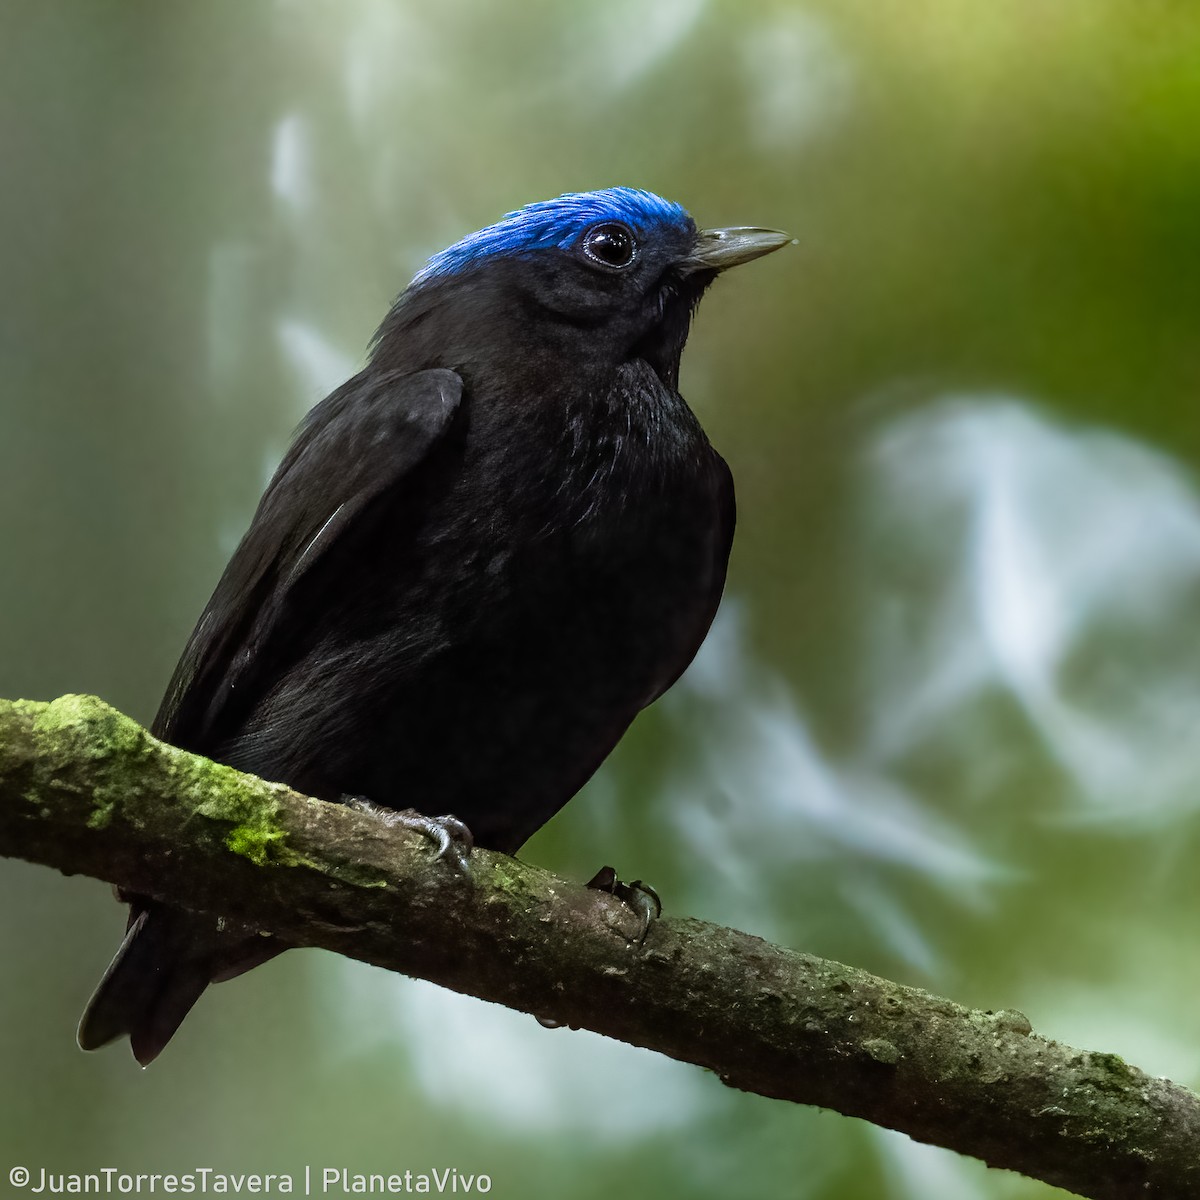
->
[380,188,789,389]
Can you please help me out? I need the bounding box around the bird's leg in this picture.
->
[586,865,661,946]
[343,797,474,873]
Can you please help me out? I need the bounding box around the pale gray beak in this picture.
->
[680,226,792,274]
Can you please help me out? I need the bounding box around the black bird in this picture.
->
[78,188,789,1064]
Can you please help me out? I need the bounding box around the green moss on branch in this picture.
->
[1,694,1198,1200]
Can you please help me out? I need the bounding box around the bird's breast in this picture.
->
[442,364,724,674]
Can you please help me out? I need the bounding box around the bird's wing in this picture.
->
[153,366,464,751]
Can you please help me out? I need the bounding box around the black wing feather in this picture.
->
[153,366,463,751]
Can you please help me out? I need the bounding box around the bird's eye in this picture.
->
[581,223,636,269]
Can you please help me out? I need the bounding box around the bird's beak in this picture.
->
[679,226,792,274]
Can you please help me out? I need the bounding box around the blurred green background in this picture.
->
[3,1,1200,1196]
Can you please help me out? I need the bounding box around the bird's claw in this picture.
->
[394,810,474,872]
[345,798,473,873]
[586,865,661,946]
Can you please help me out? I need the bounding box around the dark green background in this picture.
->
[3,3,1199,1197]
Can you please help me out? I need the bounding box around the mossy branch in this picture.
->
[0,694,1197,1199]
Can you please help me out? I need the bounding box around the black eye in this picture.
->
[581,223,636,269]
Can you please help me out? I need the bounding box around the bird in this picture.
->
[77,187,789,1065]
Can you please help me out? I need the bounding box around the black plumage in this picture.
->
[78,188,788,1064]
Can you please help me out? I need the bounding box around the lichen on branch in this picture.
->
[1,694,1198,1200]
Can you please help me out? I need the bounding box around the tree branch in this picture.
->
[0,694,1196,1198]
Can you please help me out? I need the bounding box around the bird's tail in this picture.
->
[77,903,280,1066]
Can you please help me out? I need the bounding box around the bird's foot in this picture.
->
[344,797,474,873]
[586,865,661,946]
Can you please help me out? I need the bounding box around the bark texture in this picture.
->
[1,694,1197,1199]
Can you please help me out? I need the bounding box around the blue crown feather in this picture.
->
[411,188,692,286]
